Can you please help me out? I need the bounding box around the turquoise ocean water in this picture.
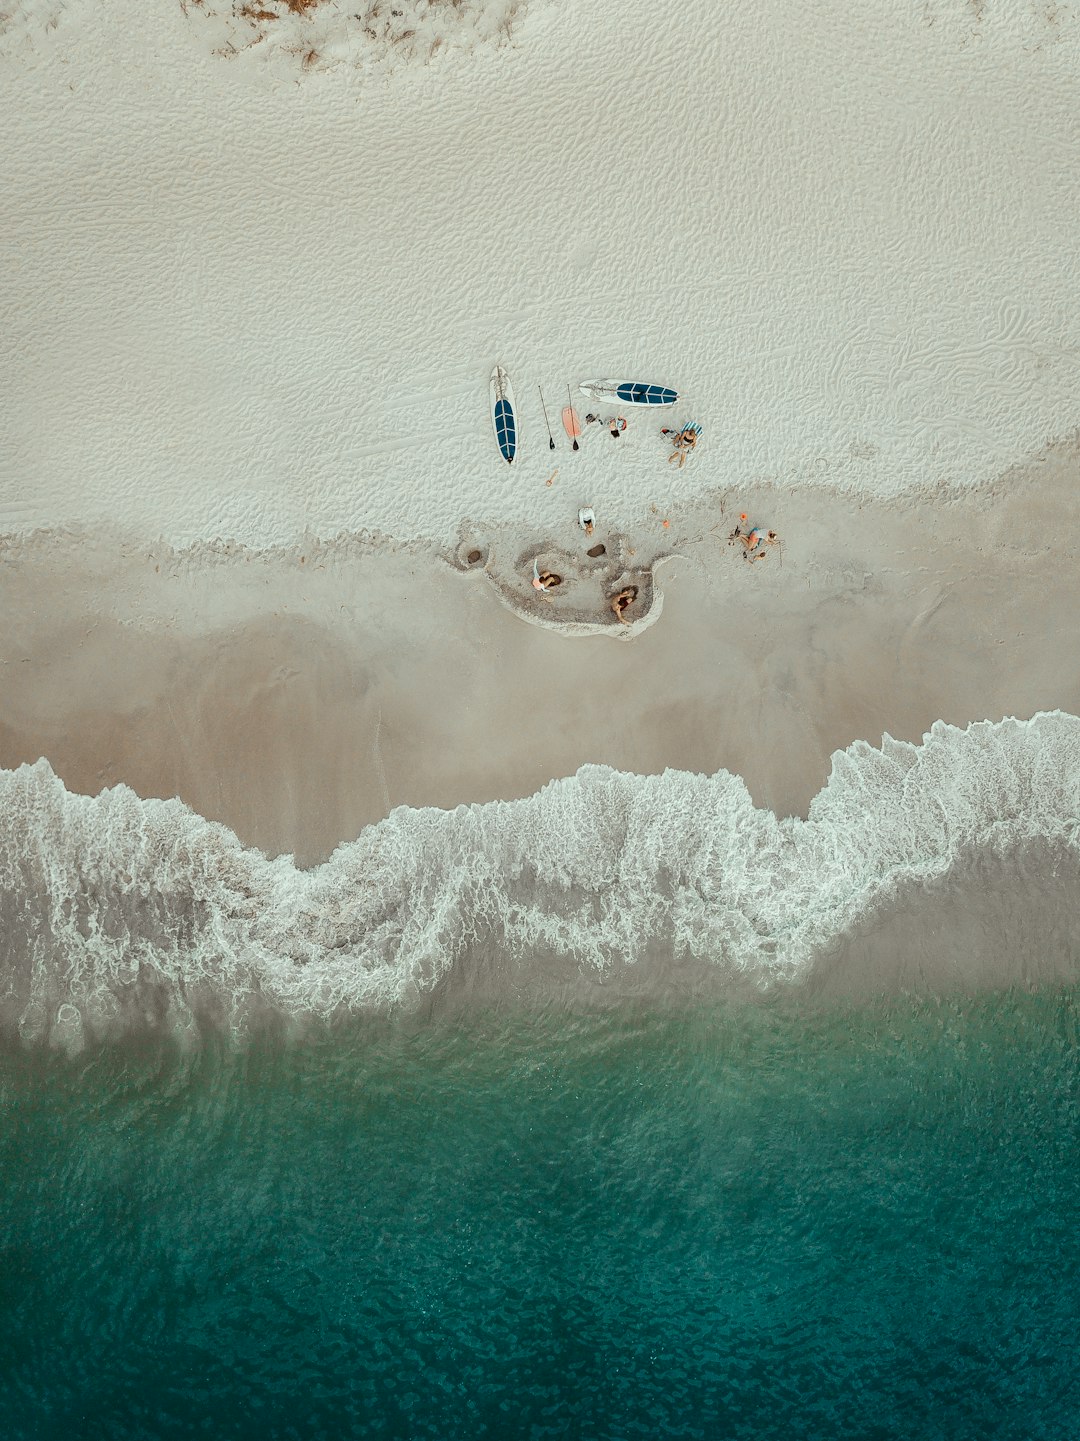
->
[3,991,1080,1440]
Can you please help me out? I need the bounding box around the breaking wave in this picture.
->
[2,713,1079,1049]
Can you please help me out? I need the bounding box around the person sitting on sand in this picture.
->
[668,432,696,467]
[532,559,561,595]
[662,426,699,468]
[610,586,638,624]
[578,507,596,537]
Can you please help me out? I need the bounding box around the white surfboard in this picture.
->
[579,379,679,407]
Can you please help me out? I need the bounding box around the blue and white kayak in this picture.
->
[579,379,679,407]
[490,365,517,464]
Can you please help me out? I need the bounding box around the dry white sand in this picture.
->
[2,0,1079,547]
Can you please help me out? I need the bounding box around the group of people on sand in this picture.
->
[529,507,639,624]
[582,414,701,470]
[584,413,627,439]
[528,507,781,625]
[578,509,638,622]
[661,426,700,468]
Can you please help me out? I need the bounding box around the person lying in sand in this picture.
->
[728,516,780,562]
[610,586,638,624]
[585,413,626,439]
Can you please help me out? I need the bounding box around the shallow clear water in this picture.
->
[3,990,1080,1439]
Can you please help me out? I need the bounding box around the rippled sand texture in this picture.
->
[2,0,1079,545]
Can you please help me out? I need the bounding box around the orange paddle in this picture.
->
[562,388,581,452]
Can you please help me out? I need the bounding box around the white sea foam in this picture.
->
[1,713,1078,1048]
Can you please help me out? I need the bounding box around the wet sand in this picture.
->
[1,447,1077,867]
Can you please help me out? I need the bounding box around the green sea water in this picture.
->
[3,990,1080,1440]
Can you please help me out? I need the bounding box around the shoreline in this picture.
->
[3,712,1079,1050]
[2,450,1077,866]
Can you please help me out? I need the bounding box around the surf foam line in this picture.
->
[2,713,1079,1048]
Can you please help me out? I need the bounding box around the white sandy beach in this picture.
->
[3,0,1079,546]
[2,0,1080,1035]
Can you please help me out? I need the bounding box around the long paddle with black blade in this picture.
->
[536,386,556,446]
[538,386,556,450]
